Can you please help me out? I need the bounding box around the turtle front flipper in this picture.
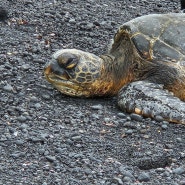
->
[118,81,185,124]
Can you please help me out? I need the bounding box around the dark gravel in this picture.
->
[0,0,185,184]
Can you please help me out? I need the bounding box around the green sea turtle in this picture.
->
[44,13,185,124]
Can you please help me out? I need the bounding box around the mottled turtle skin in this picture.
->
[44,13,185,124]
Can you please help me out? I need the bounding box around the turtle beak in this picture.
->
[44,64,52,76]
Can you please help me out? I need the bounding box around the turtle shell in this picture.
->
[123,14,185,63]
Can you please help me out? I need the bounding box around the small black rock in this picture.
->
[0,7,8,21]
[135,154,172,170]
[181,0,185,10]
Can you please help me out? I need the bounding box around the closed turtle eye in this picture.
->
[65,57,78,69]
[57,53,78,69]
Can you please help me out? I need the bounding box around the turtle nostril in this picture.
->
[48,62,64,75]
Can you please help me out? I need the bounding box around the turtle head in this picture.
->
[44,49,116,97]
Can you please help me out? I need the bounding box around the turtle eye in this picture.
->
[65,57,78,69]
[57,53,78,69]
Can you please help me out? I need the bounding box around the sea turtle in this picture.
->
[44,13,185,124]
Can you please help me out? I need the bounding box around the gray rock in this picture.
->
[91,104,103,110]
[173,166,185,175]
[69,18,76,24]
[71,135,82,141]
[45,156,56,162]
[161,124,168,130]
[21,64,30,70]
[176,137,182,142]
[117,112,126,118]
[42,94,51,100]
[113,177,124,185]
[179,180,185,185]
[130,113,143,121]
[138,172,150,182]
[86,23,94,29]
[155,115,164,122]
[3,84,13,92]
[125,129,133,135]
[34,103,41,109]
[30,96,38,102]
[104,117,110,122]
[17,116,27,122]
[119,166,135,180]
[123,176,132,182]
[15,140,24,145]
